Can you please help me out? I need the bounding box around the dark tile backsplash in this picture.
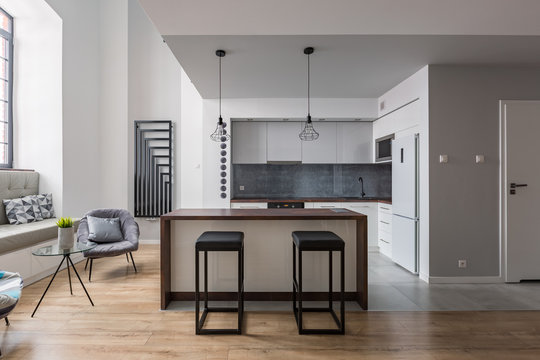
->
[232,163,391,199]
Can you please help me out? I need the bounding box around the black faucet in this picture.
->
[358,177,366,198]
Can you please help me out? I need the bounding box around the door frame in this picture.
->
[499,100,540,282]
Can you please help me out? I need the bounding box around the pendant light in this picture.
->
[211,49,229,199]
[299,47,319,141]
[210,49,230,142]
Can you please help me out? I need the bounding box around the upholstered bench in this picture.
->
[0,171,81,286]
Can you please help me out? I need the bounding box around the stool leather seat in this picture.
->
[292,231,344,251]
[196,231,244,251]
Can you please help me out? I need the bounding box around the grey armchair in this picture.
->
[77,209,139,281]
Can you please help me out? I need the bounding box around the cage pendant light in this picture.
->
[210,49,230,142]
[299,47,319,141]
[211,50,229,199]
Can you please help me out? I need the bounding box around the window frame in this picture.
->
[0,7,13,168]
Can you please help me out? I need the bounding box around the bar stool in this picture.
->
[292,231,345,335]
[195,231,244,335]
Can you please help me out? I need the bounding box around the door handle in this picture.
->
[510,183,528,189]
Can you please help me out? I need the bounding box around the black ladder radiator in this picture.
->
[134,120,173,217]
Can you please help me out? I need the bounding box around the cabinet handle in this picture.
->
[379,239,389,244]
[380,207,390,210]
[380,221,390,225]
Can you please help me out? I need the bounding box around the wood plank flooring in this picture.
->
[3,244,540,359]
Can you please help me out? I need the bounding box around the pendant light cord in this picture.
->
[307,53,310,118]
[219,55,222,123]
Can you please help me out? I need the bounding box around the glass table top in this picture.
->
[32,242,96,256]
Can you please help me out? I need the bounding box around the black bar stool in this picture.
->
[292,231,345,335]
[195,231,244,335]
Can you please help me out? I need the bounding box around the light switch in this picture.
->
[239,185,245,191]
[439,155,448,163]
[475,155,485,163]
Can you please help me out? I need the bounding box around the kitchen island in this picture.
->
[160,208,368,310]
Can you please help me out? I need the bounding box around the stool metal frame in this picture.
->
[293,242,345,335]
[195,245,244,335]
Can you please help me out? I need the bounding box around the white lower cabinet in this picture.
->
[230,202,268,209]
[0,238,85,287]
[343,203,378,251]
[378,203,393,258]
[312,202,379,251]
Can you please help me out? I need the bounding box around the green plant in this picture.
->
[56,217,73,228]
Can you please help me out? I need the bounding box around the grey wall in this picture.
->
[232,163,391,199]
[429,65,540,277]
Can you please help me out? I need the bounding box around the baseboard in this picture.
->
[428,276,503,284]
[418,272,429,283]
[171,291,358,302]
[140,239,160,245]
[368,245,379,253]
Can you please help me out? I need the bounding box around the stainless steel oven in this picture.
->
[375,134,394,162]
[267,202,305,209]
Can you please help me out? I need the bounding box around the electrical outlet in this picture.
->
[458,260,467,268]
[239,185,245,191]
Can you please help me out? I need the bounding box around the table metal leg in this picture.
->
[66,257,73,295]
[67,255,94,306]
[31,256,66,317]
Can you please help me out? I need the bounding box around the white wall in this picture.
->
[202,98,378,208]
[180,68,203,208]
[428,65,540,279]
[44,0,102,217]
[99,0,128,210]
[375,66,430,281]
[127,0,182,240]
[0,0,64,215]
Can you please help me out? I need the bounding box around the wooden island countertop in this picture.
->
[160,208,368,310]
[160,208,367,220]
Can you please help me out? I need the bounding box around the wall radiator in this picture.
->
[134,120,173,217]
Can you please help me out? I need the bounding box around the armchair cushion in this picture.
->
[87,216,123,243]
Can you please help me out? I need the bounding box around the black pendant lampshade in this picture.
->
[211,49,229,199]
[299,47,319,141]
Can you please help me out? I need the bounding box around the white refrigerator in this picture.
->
[391,134,419,274]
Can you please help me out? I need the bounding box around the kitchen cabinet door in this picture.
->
[337,122,373,163]
[344,202,378,250]
[266,122,302,162]
[301,122,337,163]
[232,122,267,164]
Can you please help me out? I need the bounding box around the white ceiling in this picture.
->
[139,0,540,99]
[164,35,540,99]
[140,0,540,36]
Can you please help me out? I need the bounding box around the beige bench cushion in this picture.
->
[0,219,80,256]
[0,171,39,225]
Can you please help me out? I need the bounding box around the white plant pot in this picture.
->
[58,227,75,249]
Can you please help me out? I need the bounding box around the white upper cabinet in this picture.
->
[266,122,302,162]
[232,122,267,164]
[337,122,373,163]
[301,122,337,163]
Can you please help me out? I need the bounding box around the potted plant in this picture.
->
[56,217,74,249]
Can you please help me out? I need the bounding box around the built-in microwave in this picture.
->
[375,134,394,162]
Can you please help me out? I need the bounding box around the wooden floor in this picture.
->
[3,245,540,359]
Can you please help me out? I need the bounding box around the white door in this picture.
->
[301,122,337,163]
[267,122,302,162]
[503,101,540,282]
[392,215,417,273]
[232,122,267,164]
[336,122,373,164]
[392,134,418,218]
